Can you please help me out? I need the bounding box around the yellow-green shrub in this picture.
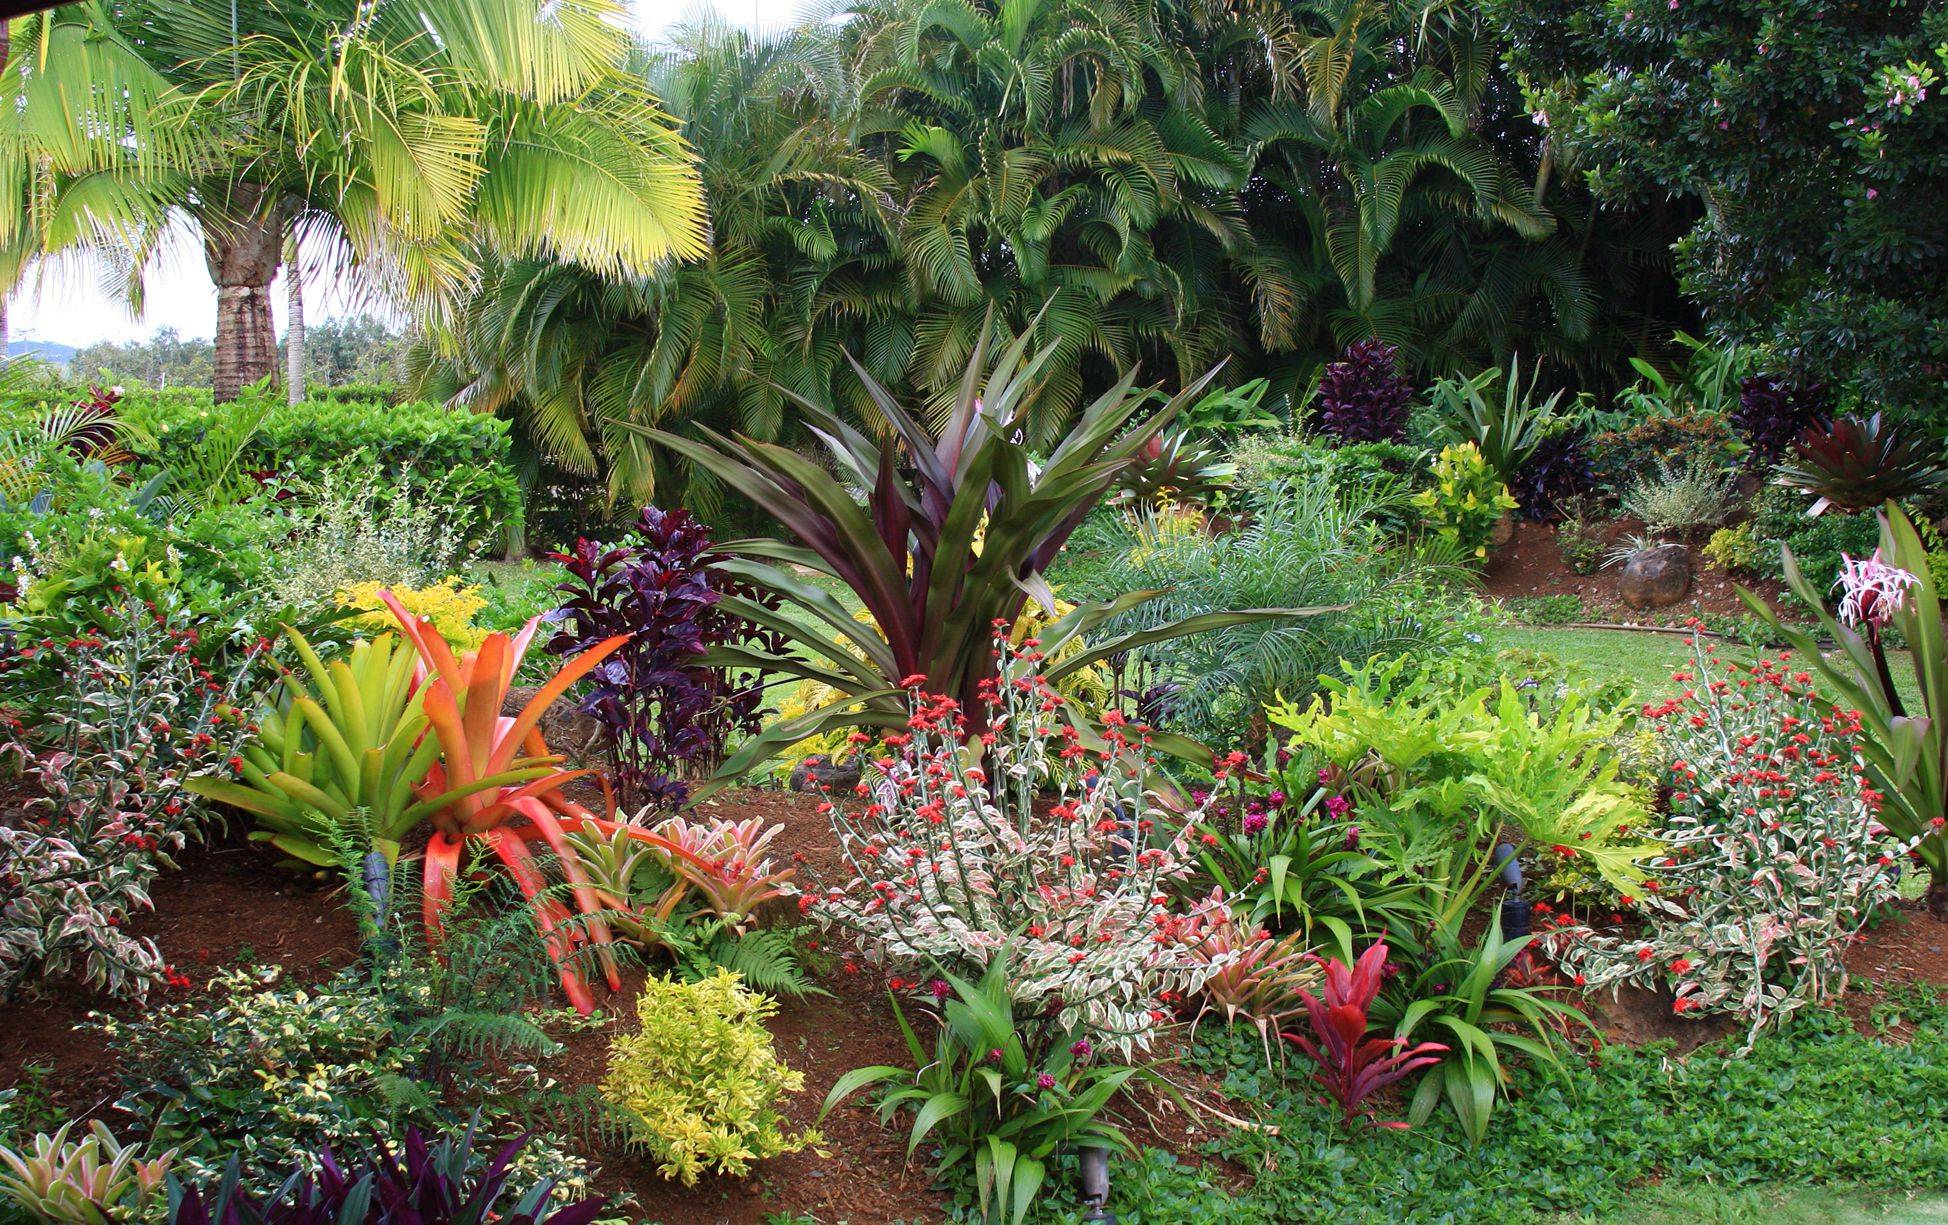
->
[601,971,815,1185]
[338,578,488,651]
[1411,442,1516,560]
[1702,524,1766,576]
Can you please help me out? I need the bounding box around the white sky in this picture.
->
[10,0,812,349]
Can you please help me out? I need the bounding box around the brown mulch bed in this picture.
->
[1482,517,1788,625]
[4,787,1945,1223]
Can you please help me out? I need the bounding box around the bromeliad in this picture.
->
[377,592,707,1013]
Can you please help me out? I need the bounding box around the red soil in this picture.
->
[3,788,1944,1224]
[1482,517,1788,624]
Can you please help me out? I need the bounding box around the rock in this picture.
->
[1489,510,1517,550]
[1618,545,1693,610]
[504,683,604,765]
[790,754,862,794]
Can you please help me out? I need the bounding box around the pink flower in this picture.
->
[1036,1072,1057,1090]
[930,978,951,1000]
[1070,1039,1093,1059]
[1834,550,1918,628]
[1241,810,1268,836]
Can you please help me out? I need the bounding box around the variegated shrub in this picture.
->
[799,637,1234,1055]
[1548,631,1917,1045]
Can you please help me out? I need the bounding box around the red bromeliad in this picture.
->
[1283,942,1447,1130]
[378,592,707,1013]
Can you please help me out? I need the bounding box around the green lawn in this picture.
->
[1487,625,1924,709]
[1583,1185,1948,1224]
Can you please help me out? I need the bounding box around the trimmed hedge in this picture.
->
[113,393,519,547]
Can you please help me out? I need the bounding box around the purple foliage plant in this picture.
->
[1314,340,1413,444]
[546,506,785,811]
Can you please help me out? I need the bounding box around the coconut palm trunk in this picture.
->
[203,194,284,403]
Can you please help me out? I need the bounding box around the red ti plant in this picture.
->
[1283,942,1447,1130]
[377,592,706,1013]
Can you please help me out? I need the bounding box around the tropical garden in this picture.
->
[0,1,1945,1223]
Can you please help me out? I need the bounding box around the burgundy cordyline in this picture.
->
[1283,942,1447,1129]
[1314,340,1413,443]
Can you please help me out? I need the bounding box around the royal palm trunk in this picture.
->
[202,193,284,403]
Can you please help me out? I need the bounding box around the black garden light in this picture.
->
[1079,1144,1116,1224]
[1494,841,1531,938]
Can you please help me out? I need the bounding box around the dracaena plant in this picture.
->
[545,505,785,811]
[628,315,1303,782]
[1282,942,1447,1131]
[1773,413,1948,515]
[376,592,706,1014]
[1743,505,1947,917]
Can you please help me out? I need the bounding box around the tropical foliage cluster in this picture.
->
[2,2,1947,1224]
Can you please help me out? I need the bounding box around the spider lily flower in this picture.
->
[1833,550,1919,628]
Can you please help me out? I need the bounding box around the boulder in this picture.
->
[1618,545,1692,610]
[790,754,863,794]
[503,684,605,765]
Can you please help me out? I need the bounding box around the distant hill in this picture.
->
[7,339,75,368]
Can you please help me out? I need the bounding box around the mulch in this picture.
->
[3,787,1945,1225]
[1482,516,1788,625]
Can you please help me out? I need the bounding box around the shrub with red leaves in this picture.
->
[1314,340,1414,444]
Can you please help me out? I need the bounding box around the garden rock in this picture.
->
[504,684,604,766]
[1618,545,1692,610]
[789,754,862,794]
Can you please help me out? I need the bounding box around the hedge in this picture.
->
[115,392,520,546]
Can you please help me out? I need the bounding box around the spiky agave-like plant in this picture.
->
[630,315,1326,784]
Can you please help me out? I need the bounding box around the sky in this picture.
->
[9,0,812,350]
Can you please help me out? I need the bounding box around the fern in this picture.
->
[689,927,828,1001]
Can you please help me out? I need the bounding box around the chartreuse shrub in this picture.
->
[339,577,489,651]
[1412,442,1516,561]
[601,970,815,1185]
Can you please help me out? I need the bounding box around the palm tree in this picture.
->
[2,0,709,401]
[415,14,898,508]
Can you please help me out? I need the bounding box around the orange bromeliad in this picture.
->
[378,591,704,1013]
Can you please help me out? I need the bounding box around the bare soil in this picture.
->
[1483,517,1789,625]
[4,788,1945,1224]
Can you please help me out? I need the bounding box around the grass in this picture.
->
[1581,1184,1948,1223]
[1486,625,1924,710]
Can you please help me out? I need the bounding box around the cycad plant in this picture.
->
[633,321,1310,780]
[1073,473,1468,747]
